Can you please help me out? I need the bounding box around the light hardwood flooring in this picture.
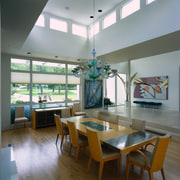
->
[2,126,180,180]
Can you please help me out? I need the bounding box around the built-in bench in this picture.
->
[133,101,162,109]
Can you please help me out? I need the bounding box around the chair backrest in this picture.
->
[67,120,79,146]
[132,119,146,132]
[150,134,170,171]
[86,127,102,162]
[98,111,119,124]
[73,103,81,113]
[93,110,100,119]
[54,114,64,136]
[61,108,71,118]
[15,106,25,118]
[98,111,111,122]
[109,114,119,124]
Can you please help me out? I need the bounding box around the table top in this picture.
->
[62,116,157,154]
[103,131,156,154]
[62,116,137,142]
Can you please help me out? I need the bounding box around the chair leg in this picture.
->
[75,146,80,161]
[126,161,130,180]
[60,135,64,148]
[88,156,92,172]
[56,134,59,144]
[119,156,122,175]
[161,168,166,180]
[98,161,104,180]
[148,171,154,180]
[69,143,72,155]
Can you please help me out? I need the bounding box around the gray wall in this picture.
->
[1,54,11,130]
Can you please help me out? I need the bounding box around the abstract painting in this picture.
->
[133,76,168,100]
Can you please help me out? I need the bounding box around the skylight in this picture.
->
[50,18,67,32]
[35,14,45,27]
[72,24,87,38]
[121,0,140,19]
[89,22,99,38]
[146,0,155,4]
[103,11,116,29]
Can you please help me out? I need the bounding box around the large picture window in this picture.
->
[11,59,80,105]
[11,59,30,104]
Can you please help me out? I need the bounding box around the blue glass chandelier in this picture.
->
[72,49,117,89]
[72,0,117,90]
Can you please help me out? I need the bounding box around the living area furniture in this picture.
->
[67,120,88,160]
[86,127,121,180]
[73,103,86,116]
[14,106,29,129]
[54,114,69,148]
[1,146,19,180]
[32,106,73,129]
[126,134,170,180]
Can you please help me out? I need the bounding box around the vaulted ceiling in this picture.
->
[2,0,180,64]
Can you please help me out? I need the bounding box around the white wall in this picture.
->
[130,50,180,111]
[22,13,89,60]
[95,0,180,56]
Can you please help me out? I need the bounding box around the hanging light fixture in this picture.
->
[72,0,117,90]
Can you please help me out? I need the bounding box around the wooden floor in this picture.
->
[2,126,180,180]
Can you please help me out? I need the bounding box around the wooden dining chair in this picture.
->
[126,134,170,180]
[109,114,119,124]
[86,127,121,180]
[54,114,69,148]
[67,120,88,160]
[98,111,119,124]
[73,103,86,116]
[93,110,100,119]
[14,106,28,129]
[61,108,71,118]
[132,118,146,132]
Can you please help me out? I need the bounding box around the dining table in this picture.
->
[61,116,157,155]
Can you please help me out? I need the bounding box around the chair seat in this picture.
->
[62,126,69,134]
[74,112,86,116]
[102,147,120,159]
[15,117,28,122]
[78,134,88,144]
[129,149,153,168]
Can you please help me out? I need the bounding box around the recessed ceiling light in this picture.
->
[98,9,102,13]
[65,6,70,10]
[27,52,31,55]
[90,16,94,18]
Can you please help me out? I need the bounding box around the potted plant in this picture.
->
[104,97,113,110]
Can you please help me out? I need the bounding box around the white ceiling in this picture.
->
[44,0,123,26]
[2,0,180,64]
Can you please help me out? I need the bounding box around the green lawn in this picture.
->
[11,86,78,104]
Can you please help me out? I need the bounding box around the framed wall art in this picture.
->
[133,76,168,100]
